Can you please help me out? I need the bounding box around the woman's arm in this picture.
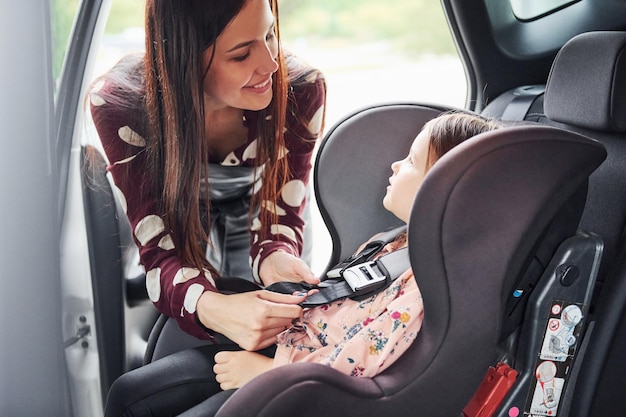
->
[90,78,223,339]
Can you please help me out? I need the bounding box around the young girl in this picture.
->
[211,112,503,389]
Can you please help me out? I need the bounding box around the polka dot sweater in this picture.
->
[89,57,326,339]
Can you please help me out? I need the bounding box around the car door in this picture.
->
[0,1,73,416]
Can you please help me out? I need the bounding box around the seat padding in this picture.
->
[544,31,626,132]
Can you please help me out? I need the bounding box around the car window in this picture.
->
[50,0,81,100]
[278,0,465,127]
[88,0,465,273]
[510,0,580,21]
[91,0,465,125]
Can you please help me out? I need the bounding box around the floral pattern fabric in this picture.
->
[273,241,423,377]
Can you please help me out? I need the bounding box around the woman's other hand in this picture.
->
[259,250,321,286]
[196,290,305,351]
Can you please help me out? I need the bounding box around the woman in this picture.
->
[90,0,326,351]
[210,112,503,390]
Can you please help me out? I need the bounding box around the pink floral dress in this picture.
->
[273,240,424,377]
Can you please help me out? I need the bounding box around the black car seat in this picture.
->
[483,31,626,288]
[480,30,626,417]
[539,31,626,417]
[206,110,605,417]
[542,31,626,287]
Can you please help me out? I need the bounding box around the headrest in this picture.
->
[544,31,626,132]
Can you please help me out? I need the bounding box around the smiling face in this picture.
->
[383,126,436,223]
[201,0,279,112]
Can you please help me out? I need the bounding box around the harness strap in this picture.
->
[266,246,411,307]
[500,85,545,121]
[326,226,406,278]
[217,226,410,307]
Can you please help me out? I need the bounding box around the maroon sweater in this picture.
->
[90,56,326,338]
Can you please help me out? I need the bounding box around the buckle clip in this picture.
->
[342,261,388,295]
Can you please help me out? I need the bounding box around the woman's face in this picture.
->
[202,0,279,112]
[383,126,436,223]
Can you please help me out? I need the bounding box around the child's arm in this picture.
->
[213,351,275,390]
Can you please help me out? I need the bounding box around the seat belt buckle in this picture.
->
[342,261,388,295]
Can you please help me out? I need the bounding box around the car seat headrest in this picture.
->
[544,31,626,132]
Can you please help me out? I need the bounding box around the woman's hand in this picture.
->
[196,290,305,351]
[259,250,321,286]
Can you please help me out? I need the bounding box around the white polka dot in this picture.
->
[173,267,200,286]
[134,215,165,246]
[118,125,147,147]
[262,200,287,216]
[243,139,258,161]
[271,224,297,242]
[277,145,289,160]
[183,284,205,315]
[251,218,262,231]
[92,79,105,92]
[282,180,306,207]
[252,253,262,280]
[146,268,161,302]
[202,269,216,287]
[91,94,106,107]
[308,105,324,136]
[90,80,106,106]
[221,152,240,166]
[113,155,138,165]
[304,72,321,83]
[158,234,175,250]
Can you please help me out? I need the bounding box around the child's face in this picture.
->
[383,127,434,223]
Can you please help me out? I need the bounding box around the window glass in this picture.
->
[92,0,465,127]
[92,0,145,78]
[90,0,465,273]
[510,0,579,21]
[50,0,81,99]
[280,0,465,128]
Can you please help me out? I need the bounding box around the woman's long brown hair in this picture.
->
[143,0,289,275]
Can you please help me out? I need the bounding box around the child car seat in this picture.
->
[208,111,605,417]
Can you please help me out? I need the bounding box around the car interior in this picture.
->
[209,109,607,417]
[3,0,626,416]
